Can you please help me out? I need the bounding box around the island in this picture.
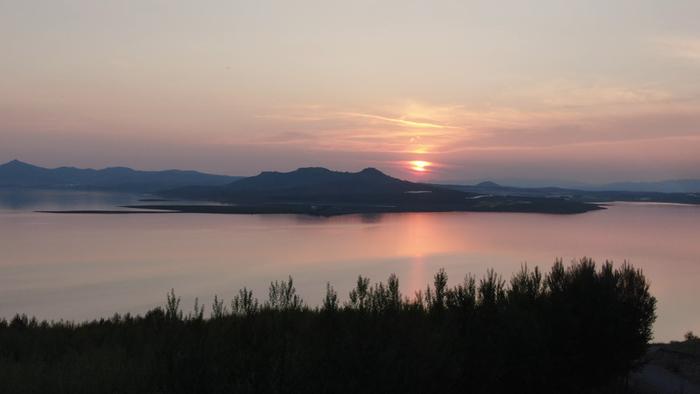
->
[131,167,603,215]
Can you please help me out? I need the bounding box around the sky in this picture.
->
[1,0,699,184]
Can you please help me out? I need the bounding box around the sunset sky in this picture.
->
[1,0,699,183]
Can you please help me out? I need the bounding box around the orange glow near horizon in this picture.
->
[409,160,431,173]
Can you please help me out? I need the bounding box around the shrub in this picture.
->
[0,258,656,394]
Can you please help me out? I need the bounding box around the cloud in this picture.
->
[261,131,318,144]
[338,112,450,129]
[447,101,700,151]
[243,92,699,159]
[655,36,700,63]
[247,104,465,154]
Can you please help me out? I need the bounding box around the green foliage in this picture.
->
[426,268,448,311]
[189,297,205,321]
[386,273,401,310]
[211,294,227,319]
[478,268,506,310]
[165,288,182,321]
[321,283,339,312]
[509,264,543,303]
[0,258,657,394]
[266,276,304,311]
[347,275,370,310]
[445,274,476,311]
[231,287,258,316]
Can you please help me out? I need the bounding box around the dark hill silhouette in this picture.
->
[475,181,501,188]
[0,160,242,192]
[226,167,443,195]
[164,166,476,202]
[154,167,601,215]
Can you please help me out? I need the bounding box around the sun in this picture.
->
[409,160,431,173]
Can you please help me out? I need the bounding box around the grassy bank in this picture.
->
[0,258,656,393]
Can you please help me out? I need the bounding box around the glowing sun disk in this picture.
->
[410,160,431,172]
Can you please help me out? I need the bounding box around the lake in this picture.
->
[0,189,698,342]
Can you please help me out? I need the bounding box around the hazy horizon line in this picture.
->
[3,158,698,188]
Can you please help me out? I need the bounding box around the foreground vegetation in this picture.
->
[0,258,656,393]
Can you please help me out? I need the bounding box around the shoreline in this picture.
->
[36,202,604,216]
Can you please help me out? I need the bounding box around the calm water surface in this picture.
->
[0,189,698,342]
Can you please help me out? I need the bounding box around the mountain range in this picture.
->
[0,160,242,192]
[4,159,699,216]
[161,167,452,202]
[148,167,600,215]
[4,159,698,194]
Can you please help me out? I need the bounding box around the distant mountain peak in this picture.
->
[359,167,385,176]
[161,163,455,204]
[476,181,501,188]
[0,160,241,191]
[256,167,388,178]
[295,167,332,174]
[2,159,35,168]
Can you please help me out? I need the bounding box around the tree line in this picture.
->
[0,258,656,393]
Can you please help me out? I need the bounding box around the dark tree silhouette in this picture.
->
[0,258,656,394]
